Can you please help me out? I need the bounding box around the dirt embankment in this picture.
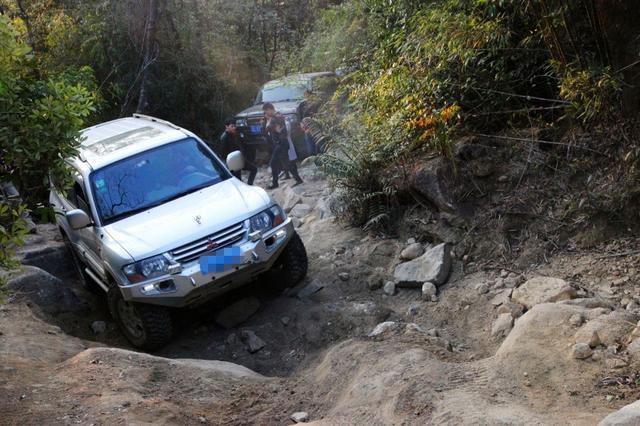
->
[4,136,640,425]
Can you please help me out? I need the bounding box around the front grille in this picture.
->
[170,222,245,263]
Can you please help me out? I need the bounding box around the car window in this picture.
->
[256,80,309,104]
[90,138,230,224]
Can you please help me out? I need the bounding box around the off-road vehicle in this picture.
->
[50,114,308,349]
[233,71,336,158]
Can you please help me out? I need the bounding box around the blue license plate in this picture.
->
[199,247,242,274]
[249,124,262,134]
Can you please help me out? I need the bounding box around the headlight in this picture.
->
[249,205,286,233]
[123,254,177,284]
[235,118,248,127]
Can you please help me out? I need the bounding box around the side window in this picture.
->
[73,182,91,216]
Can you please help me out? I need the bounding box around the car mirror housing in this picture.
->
[226,150,245,172]
[66,209,92,229]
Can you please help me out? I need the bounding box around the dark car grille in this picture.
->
[170,222,246,264]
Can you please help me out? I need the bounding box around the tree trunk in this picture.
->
[136,0,160,113]
[15,0,36,53]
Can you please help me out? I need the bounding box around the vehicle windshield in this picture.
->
[256,80,308,104]
[90,138,229,224]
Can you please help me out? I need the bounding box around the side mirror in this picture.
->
[66,209,92,230]
[226,150,245,172]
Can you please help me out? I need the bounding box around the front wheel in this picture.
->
[274,232,308,289]
[108,288,173,351]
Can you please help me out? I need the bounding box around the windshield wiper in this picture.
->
[159,180,217,204]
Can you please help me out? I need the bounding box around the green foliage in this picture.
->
[559,66,622,126]
[0,201,27,269]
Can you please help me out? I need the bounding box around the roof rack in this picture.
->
[132,113,182,130]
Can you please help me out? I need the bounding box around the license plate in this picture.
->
[249,124,262,134]
[199,247,242,274]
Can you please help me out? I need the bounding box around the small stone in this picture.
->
[297,280,324,299]
[627,301,639,311]
[368,321,398,338]
[422,282,437,299]
[569,314,583,327]
[475,282,489,294]
[572,343,593,359]
[427,328,439,337]
[383,281,396,296]
[493,278,505,289]
[291,411,309,423]
[400,243,424,261]
[281,316,290,326]
[496,301,525,318]
[90,321,107,335]
[491,313,514,337]
[498,175,508,182]
[407,237,417,245]
[500,269,509,278]
[199,416,207,424]
[226,333,237,345]
[240,330,266,354]
[338,272,350,281]
[606,358,628,369]
[430,295,438,303]
[589,331,601,348]
[407,304,419,316]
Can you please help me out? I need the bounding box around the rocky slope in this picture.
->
[3,162,640,425]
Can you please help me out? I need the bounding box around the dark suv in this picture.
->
[233,72,336,159]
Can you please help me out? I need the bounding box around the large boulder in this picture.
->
[393,243,451,287]
[599,400,640,426]
[6,265,89,315]
[511,277,576,309]
[408,159,456,213]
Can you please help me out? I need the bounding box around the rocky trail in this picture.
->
[4,160,640,425]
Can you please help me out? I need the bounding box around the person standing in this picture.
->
[262,103,302,189]
[219,118,257,185]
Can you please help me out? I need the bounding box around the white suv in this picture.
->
[50,114,307,349]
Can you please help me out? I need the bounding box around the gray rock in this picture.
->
[407,237,417,245]
[240,330,266,353]
[400,243,424,261]
[430,295,438,303]
[569,313,584,327]
[7,266,90,315]
[500,269,509,278]
[289,203,312,218]
[475,282,489,294]
[491,313,514,337]
[421,282,437,299]
[512,277,576,309]
[282,190,302,213]
[215,297,261,329]
[493,278,505,289]
[490,289,513,306]
[496,301,525,318]
[297,280,324,299]
[408,158,456,213]
[393,243,451,287]
[291,411,309,423]
[406,304,419,316]
[338,272,350,281]
[598,400,640,425]
[90,321,107,335]
[589,331,601,348]
[427,328,439,337]
[368,321,398,338]
[281,316,290,326]
[383,281,396,296]
[572,343,593,359]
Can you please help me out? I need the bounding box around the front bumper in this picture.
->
[119,220,294,307]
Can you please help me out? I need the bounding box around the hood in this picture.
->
[235,100,300,118]
[103,178,271,261]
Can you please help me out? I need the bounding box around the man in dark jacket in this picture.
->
[262,103,302,189]
[219,118,257,185]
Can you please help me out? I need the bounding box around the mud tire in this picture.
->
[108,288,173,351]
[275,232,308,289]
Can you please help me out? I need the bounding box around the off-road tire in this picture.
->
[108,287,173,351]
[62,232,100,293]
[275,232,308,289]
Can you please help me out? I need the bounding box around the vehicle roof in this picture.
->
[75,115,190,171]
[262,71,335,89]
